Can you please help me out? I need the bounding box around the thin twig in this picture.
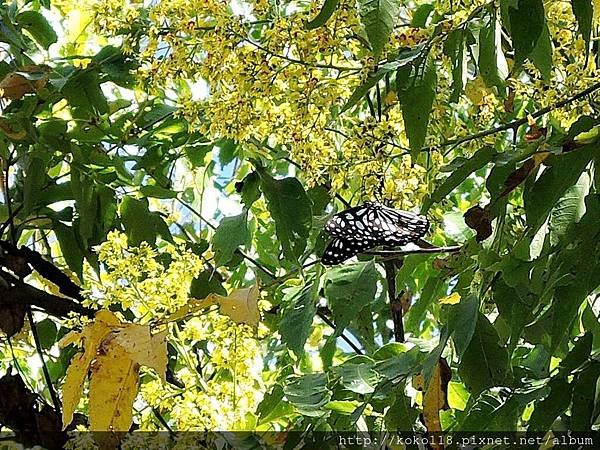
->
[25,307,62,416]
[365,245,462,256]
[152,408,175,435]
[426,81,600,151]
[317,311,364,355]
[177,198,278,278]
[241,37,361,72]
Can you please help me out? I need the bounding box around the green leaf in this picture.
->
[211,212,250,266]
[397,57,437,156]
[35,318,57,350]
[460,385,547,431]
[184,144,211,167]
[384,387,419,431]
[375,346,426,380]
[548,171,590,246]
[238,171,261,208]
[93,46,137,88]
[23,156,47,215]
[443,29,467,103]
[341,48,423,113]
[139,185,178,199]
[523,145,597,231]
[458,313,510,396]
[214,139,236,166]
[324,261,378,333]
[571,361,600,430]
[257,170,312,262]
[54,222,84,280]
[404,276,444,333]
[62,70,109,118]
[257,385,294,425]
[571,0,593,57]
[505,0,546,70]
[119,196,170,246]
[139,104,177,128]
[341,69,387,113]
[324,400,361,415]
[448,294,480,358]
[426,146,497,209]
[558,333,593,377]
[334,358,380,394]
[16,11,57,49]
[358,0,400,58]
[279,284,317,357]
[478,8,508,92]
[190,271,227,298]
[70,167,95,245]
[458,388,511,431]
[528,377,573,431]
[283,373,331,417]
[306,0,338,29]
[411,3,434,28]
[529,23,553,81]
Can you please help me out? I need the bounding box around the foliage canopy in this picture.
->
[0,0,599,447]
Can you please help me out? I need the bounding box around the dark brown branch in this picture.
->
[428,81,600,151]
[384,261,405,343]
[0,270,94,318]
[0,240,83,301]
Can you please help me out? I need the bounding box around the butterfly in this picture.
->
[321,201,429,265]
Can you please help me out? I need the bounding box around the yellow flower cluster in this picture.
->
[87,232,264,430]
[138,311,263,430]
[514,0,600,129]
[87,0,599,205]
[89,231,202,318]
[89,0,438,205]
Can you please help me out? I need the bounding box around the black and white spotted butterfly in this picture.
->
[321,201,429,265]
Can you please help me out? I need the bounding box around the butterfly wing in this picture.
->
[321,236,377,265]
[324,204,372,239]
[377,205,429,237]
[322,202,430,264]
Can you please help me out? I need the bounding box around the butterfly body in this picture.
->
[322,202,428,265]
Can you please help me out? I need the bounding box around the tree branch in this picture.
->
[365,245,462,256]
[427,81,600,151]
[384,261,405,343]
[0,270,95,318]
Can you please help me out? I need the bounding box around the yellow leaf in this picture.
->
[89,341,139,432]
[95,310,122,326]
[164,284,261,327]
[61,353,91,430]
[57,330,81,348]
[212,284,260,327]
[62,311,122,429]
[439,292,461,305]
[0,65,49,100]
[112,325,168,382]
[412,358,451,447]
